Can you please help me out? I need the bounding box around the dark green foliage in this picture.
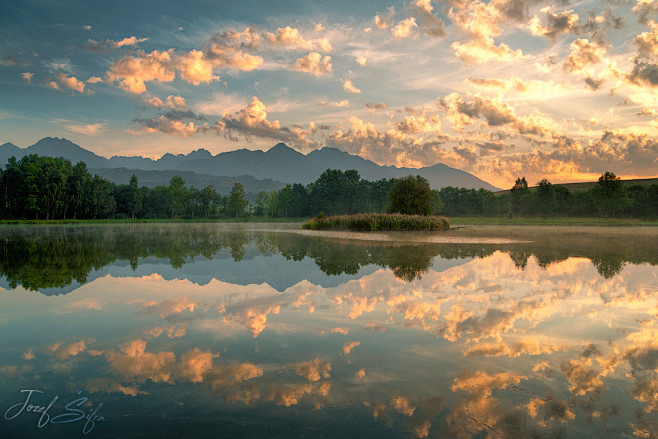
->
[1,156,655,221]
[387,175,434,216]
[591,171,631,219]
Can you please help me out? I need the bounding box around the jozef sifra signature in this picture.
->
[4,389,105,435]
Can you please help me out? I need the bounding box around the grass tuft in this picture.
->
[302,213,450,231]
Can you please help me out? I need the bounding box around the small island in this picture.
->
[302,175,449,231]
[302,213,450,231]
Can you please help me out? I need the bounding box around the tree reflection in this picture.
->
[0,225,656,292]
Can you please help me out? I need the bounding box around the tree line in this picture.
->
[1,154,656,220]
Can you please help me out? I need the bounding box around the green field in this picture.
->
[495,177,658,196]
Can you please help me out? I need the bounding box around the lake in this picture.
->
[1,223,657,438]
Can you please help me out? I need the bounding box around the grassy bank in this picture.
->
[302,213,450,231]
[449,217,658,226]
[0,217,306,225]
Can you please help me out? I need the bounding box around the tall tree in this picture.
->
[387,175,434,216]
[227,182,247,218]
[128,174,142,219]
[167,176,186,218]
[590,171,630,219]
[535,179,556,218]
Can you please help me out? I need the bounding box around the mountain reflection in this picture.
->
[0,224,657,293]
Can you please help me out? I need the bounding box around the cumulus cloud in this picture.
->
[206,27,264,71]
[627,58,658,88]
[47,338,93,359]
[342,78,361,94]
[48,73,86,93]
[293,52,332,76]
[634,20,658,57]
[356,56,367,66]
[529,8,579,41]
[375,6,396,29]
[142,94,187,109]
[342,341,361,355]
[392,17,418,40]
[292,357,331,381]
[563,38,607,72]
[412,0,446,37]
[178,50,218,85]
[633,0,658,25]
[84,36,148,52]
[106,49,176,94]
[449,0,523,64]
[216,96,283,141]
[440,92,548,136]
[263,26,332,52]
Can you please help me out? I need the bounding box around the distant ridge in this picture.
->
[0,137,501,191]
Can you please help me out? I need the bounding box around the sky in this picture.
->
[0,0,656,188]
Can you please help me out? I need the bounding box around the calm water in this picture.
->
[0,223,657,438]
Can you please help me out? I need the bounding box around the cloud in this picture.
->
[440,92,548,136]
[178,50,219,85]
[342,78,361,94]
[106,49,176,94]
[142,94,187,109]
[375,6,396,29]
[449,0,523,64]
[21,72,33,83]
[391,396,415,416]
[412,0,446,37]
[342,341,360,355]
[1,55,30,67]
[84,36,148,52]
[47,338,93,359]
[563,38,607,73]
[634,20,658,57]
[48,73,86,93]
[322,99,349,107]
[633,0,658,25]
[66,122,106,136]
[293,52,332,76]
[392,17,418,40]
[263,26,332,52]
[627,59,658,88]
[465,77,567,94]
[529,8,580,41]
[356,56,367,66]
[451,38,523,65]
[216,96,283,141]
[366,102,387,111]
[206,27,264,71]
[87,76,102,84]
[292,357,331,381]
[463,338,566,357]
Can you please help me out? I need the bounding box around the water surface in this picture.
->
[1,223,657,438]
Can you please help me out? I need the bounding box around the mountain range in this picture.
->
[0,137,500,192]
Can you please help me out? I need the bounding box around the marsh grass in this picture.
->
[302,213,450,231]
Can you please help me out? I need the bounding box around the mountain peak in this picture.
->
[1,142,20,150]
[267,143,297,154]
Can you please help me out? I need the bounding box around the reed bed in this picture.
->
[302,213,450,231]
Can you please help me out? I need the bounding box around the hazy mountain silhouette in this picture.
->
[0,137,500,190]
